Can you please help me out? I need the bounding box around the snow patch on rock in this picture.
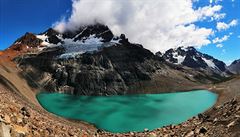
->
[36,34,50,46]
[202,58,216,68]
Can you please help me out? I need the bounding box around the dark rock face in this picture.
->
[228,59,240,74]
[43,28,60,36]
[211,57,226,72]
[47,35,62,44]
[182,48,208,69]
[40,28,62,44]
[19,41,163,95]
[232,60,240,65]
[119,34,129,45]
[60,24,114,43]
[73,24,113,42]
[155,51,162,57]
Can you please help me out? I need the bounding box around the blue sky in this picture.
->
[195,0,240,64]
[0,0,71,49]
[0,0,240,64]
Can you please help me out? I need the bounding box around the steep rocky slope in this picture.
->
[228,59,240,74]
[0,83,95,137]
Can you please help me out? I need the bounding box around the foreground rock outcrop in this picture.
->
[0,84,96,137]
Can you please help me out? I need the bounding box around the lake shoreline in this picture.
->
[1,76,240,136]
[37,89,217,133]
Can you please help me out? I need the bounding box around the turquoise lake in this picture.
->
[36,90,217,133]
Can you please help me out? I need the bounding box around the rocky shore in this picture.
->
[1,81,240,137]
[0,84,96,137]
[99,97,240,137]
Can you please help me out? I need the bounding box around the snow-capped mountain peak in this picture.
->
[160,47,227,74]
[34,24,128,59]
[8,24,128,59]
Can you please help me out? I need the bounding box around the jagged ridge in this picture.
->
[158,47,228,75]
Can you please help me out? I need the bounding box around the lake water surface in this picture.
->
[37,90,217,133]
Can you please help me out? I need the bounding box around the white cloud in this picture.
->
[54,0,224,52]
[217,19,238,31]
[216,43,223,48]
[230,19,238,26]
[212,13,225,20]
[196,5,222,17]
[213,34,230,43]
[217,22,228,30]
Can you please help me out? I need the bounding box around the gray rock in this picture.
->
[0,122,11,137]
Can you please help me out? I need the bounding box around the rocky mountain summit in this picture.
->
[228,59,240,74]
[158,47,228,76]
[38,23,115,45]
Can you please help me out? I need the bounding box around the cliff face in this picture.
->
[18,41,162,95]
[18,40,202,95]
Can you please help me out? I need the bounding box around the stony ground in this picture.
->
[1,81,240,137]
[0,84,96,137]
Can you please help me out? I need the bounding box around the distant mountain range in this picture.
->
[157,47,231,76]
[1,23,239,95]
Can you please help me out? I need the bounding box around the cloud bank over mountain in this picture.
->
[54,0,225,52]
